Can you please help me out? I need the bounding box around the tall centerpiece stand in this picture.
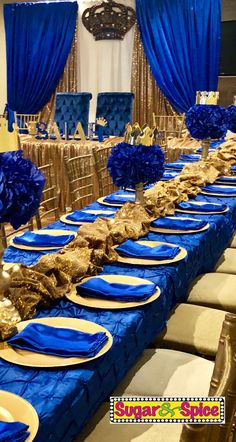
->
[107,123,165,205]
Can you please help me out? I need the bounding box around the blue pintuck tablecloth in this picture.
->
[1,191,236,441]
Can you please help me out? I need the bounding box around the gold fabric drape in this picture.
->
[131,25,174,126]
[41,20,78,123]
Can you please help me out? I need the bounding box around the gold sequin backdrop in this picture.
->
[131,25,174,126]
[41,20,78,122]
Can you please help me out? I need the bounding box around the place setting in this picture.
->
[0,390,39,442]
[60,209,116,225]
[9,230,77,251]
[114,239,187,265]
[0,317,113,368]
[179,153,201,162]
[201,184,236,197]
[149,216,209,234]
[67,274,161,309]
[97,190,136,207]
[164,162,188,170]
[175,200,229,215]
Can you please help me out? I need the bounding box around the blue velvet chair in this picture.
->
[55,92,92,136]
[95,92,134,137]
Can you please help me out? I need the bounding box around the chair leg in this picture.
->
[0,224,7,248]
[35,211,42,230]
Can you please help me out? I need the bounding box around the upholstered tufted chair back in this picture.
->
[55,92,92,136]
[95,92,134,136]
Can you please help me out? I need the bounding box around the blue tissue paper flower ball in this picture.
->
[107,142,165,189]
[225,105,236,133]
[0,151,45,229]
[185,104,227,140]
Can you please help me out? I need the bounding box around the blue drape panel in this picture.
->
[4,2,78,113]
[136,0,221,113]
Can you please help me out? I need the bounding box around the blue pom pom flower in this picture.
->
[185,105,227,140]
[225,105,236,133]
[0,151,45,229]
[107,142,165,189]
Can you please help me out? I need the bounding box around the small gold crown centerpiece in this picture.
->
[195,91,219,105]
[107,122,165,205]
[82,0,136,40]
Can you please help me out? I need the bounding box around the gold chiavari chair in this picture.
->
[93,146,117,197]
[0,220,34,249]
[64,153,94,211]
[35,163,59,229]
[153,113,185,139]
[15,112,41,133]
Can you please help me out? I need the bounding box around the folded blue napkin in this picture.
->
[179,154,201,162]
[177,201,227,213]
[151,217,207,231]
[202,185,236,195]
[231,165,236,172]
[13,231,75,248]
[116,239,180,260]
[104,192,135,205]
[162,171,179,180]
[8,323,108,358]
[67,210,114,223]
[165,162,187,170]
[216,176,236,184]
[0,421,29,442]
[77,277,156,302]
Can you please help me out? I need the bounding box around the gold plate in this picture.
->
[115,240,187,266]
[201,184,236,197]
[60,209,116,225]
[150,217,210,234]
[10,229,77,251]
[0,317,113,368]
[97,196,135,207]
[0,390,39,442]
[175,201,229,215]
[67,275,161,309]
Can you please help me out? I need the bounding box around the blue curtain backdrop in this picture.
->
[136,0,221,113]
[4,2,78,113]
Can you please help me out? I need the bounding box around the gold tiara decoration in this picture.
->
[124,123,155,146]
[195,91,219,105]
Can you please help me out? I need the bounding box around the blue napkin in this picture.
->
[231,165,236,172]
[165,162,187,170]
[8,323,108,358]
[179,154,201,162]
[104,192,135,205]
[13,231,75,248]
[202,185,236,195]
[0,421,29,442]
[116,239,180,260]
[77,278,156,302]
[152,217,207,231]
[162,171,180,180]
[216,176,236,184]
[177,201,227,213]
[67,210,114,223]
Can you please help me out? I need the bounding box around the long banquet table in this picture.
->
[1,187,236,441]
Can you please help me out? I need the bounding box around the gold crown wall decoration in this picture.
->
[124,123,155,146]
[82,0,136,40]
[195,91,219,105]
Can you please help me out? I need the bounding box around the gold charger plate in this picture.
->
[60,209,116,225]
[175,201,229,215]
[0,317,113,368]
[201,184,236,197]
[67,275,161,309]
[115,240,187,266]
[0,390,39,442]
[97,196,135,207]
[10,229,77,251]
[149,217,209,234]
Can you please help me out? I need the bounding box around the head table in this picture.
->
[1,180,236,441]
[20,135,196,212]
